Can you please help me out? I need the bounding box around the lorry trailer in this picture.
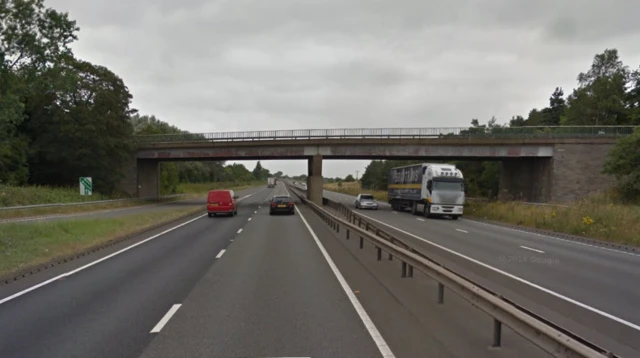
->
[387,163,465,219]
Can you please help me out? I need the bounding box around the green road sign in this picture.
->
[80,177,92,195]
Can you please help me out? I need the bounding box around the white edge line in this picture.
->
[296,207,396,358]
[463,218,640,258]
[216,249,226,258]
[237,228,243,234]
[356,212,640,332]
[520,245,545,254]
[150,304,182,333]
[0,190,261,306]
[455,229,469,234]
[288,185,394,357]
[416,218,425,222]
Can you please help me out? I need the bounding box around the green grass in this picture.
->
[176,181,264,195]
[466,195,640,246]
[0,181,262,220]
[0,206,203,278]
[0,184,123,207]
[323,181,388,201]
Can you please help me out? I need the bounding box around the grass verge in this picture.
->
[0,206,204,279]
[466,198,640,246]
[323,181,388,201]
[176,181,264,195]
[0,184,124,207]
[1,181,261,220]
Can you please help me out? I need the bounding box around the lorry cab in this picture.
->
[207,189,239,217]
[424,165,465,219]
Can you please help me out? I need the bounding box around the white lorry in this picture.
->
[267,177,276,188]
[387,163,465,219]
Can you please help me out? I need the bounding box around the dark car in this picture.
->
[269,195,295,215]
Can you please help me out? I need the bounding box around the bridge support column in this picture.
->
[137,160,160,198]
[498,158,552,202]
[307,155,323,205]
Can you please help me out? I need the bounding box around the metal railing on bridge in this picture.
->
[134,126,638,143]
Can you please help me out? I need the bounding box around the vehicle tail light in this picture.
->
[270,202,276,207]
[288,202,294,206]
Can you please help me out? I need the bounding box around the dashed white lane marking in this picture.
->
[392,212,398,214]
[248,218,252,221]
[295,207,395,357]
[464,218,640,258]
[216,249,226,258]
[254,211,257,214]
[416,218,425,222]
[355,212,640,332]
[0,190,264,306]
[150,304,182,333]
[455,229,469,234]
[237,228,243,234]
[520,245,545,254]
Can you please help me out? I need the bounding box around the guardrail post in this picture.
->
[346,229,350,240]
[408,265,414,277]
[337,223,340,233]
[437,283,444,304]
[388,253,393,261]
[492,319,502,348]
[401,261,407,277]
[376,247,382,261]
[359,237,364,249]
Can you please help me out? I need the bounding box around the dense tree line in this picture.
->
[0,1,264,195]
[359,49,640,200]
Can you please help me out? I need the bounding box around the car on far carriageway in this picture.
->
[269,195,295,215]
[355,193,378,210]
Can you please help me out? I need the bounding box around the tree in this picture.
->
[565,49,632,125]
[603,128,640,200]
[252,161,264,180]
[0,0,79,184]
[23,57,136,193]
[274,171,283,178]
[344,174,355,182]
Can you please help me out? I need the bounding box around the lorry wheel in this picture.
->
[451,215,459,220]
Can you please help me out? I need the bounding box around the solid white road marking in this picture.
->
[296,208,395,357]
[464,218,640,258]
[520,245,545,254]
[0,191,263,306]
[150,304,182,333]
[416,218,425,222]
[237,228,243,234]
[455,229,469,234]
[392,211,398,214]
[216,249,226,258]
[355,211,640,331]
[248,218,252,221]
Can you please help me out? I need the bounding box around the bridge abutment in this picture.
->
[498,143,617,203]
[307,154,323,205]
[116,157,160,198]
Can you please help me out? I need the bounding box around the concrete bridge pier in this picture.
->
[138,160,160,198]
[307,155,324,205]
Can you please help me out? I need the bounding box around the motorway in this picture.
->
[307,185,640,356]
[0,197,211,224]
[0,182,561,358]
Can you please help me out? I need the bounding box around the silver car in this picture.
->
[355,194,378,210]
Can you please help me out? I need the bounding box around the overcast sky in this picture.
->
[49,0,640,178]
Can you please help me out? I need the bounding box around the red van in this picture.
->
[207,189,239,217]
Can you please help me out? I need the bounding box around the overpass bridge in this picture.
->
[121,126,637,204]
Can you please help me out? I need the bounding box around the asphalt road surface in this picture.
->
[302,185,640,356]
[0,194,235,225]
[0,182,564,358]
